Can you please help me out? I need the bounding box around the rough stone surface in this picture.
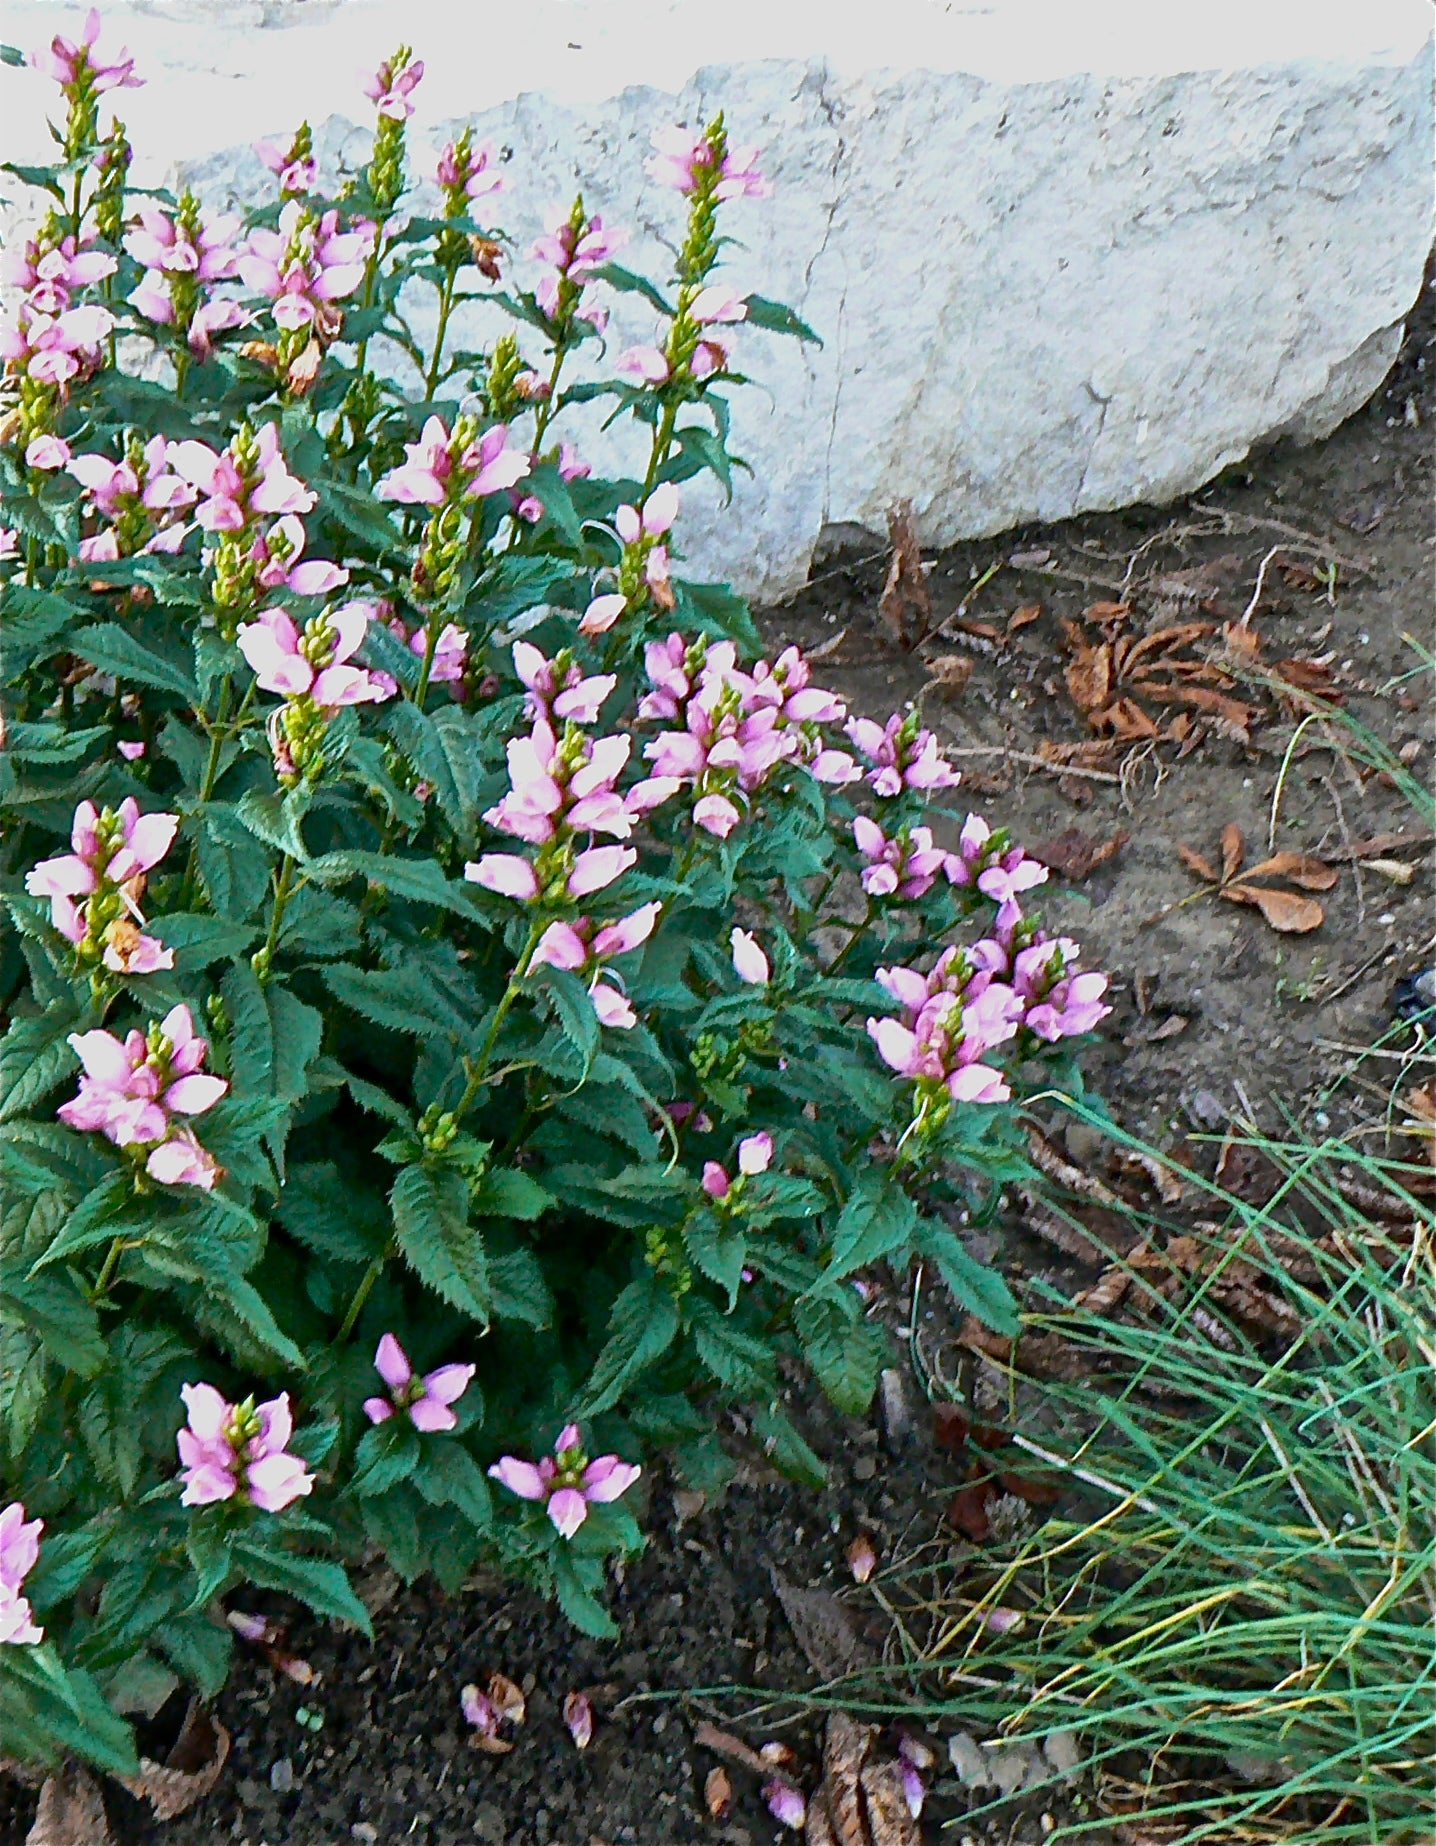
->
[1,0,1431,599]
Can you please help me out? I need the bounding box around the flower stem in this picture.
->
[451,916,545,1119]
[642,400,678,497]
[89,1233,126,1303]
[423,265,459,401]
[254,853,297,981]
[336,1242,393,1342]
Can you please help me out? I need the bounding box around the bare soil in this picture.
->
[3,293,1430,1846]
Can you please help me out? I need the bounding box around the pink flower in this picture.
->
[1,302,113,389]
[730,927,769,984]
[236,603,392,709]
[763,1781,806,1831]
[558,442,589,482]
[531,902,659,1030]
[701,1160,730,1199]
[0,528,18,563]
[616,344,670,384]
[375,414,528,505]
[238,201,374,332]
[489,1424,640,1539]
[117,740,146,761]
[1012,939,1111,1041]
[866,978,1019,1105]
[579,592,628,636]
[647,125,770,200]
[362,1333,475,1432]
[254,135,318,196]
[615,481,679,543]
[692,792,742,837]
[846,712,959,798]
[249,513,349,596]
[3,234,115,314]
[59,1003,227,1183]
[436,137,503,200]
[363,53,424,121]
[531,205,626,329]
[177,1384,314,1512]
[567,845,635,897]
[945,813,1049,905]
[25,434,71,471]
[168,423,315,533]
[512,640,614,725]
[562,1691,594,1749]
[30,8,142,95]
[464,853,539,901]
[738,1131,773,1175]
[0,1502,44,1647]
[690,285,748,325]
[853,816,949,901]
[26,797,178,969]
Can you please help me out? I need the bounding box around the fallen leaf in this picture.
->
[846,1533,878,1583]
[922,652,972,697]
[486,1673,526,1728]
[946,1479,996,1543]
[1027,1127,1118,1203]
[1019,1192,1110,1266]
[1365,857,1416,885]
[932,1402,971,1453]
[694,1723,779,1779]
[1074,1266,1132,1314]
[878,501,931,649]
[859,1759,921,1845]
[27,1765,112,1846]
[823,1713,876,1846]
[771,1574,876,1680]
[1006,602,1043,636]
[808,625,851,663]
[1176,830,1336,933]
[1032,827,1129,881]
[703,1765,734,1820]
[116,1700,229,1822]
[997,1470,1061,1508]
[804,1793,841,1846]
[1059,608,1261,741]
[1114,1148,1186,1204]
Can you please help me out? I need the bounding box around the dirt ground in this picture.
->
[3,295,1430,1846]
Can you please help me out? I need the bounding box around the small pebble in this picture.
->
[351,1826,378,1845]
[853,1455,877,1481]
[269,1757,295,1794]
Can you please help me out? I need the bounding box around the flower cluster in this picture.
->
[531,198,624,334]
[638,633,852,837]
[0,1504,43,1647]
[531,901,661,1029]
[845,710,960,797]
[489,1426,640,1539]
[0,227,114,425]
[26,798,178,972]
[254,122,317,197]
[125,195,245,358]
[363,1333,475,1431]
[238,600,393,780]
[58,1004,228,1187]
[177,1385,313,1511]
[238,201,374,339]
[66,435,196,560]
[647,123,770,201]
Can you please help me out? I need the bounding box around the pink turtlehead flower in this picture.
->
[1012,939,1111,1041]
[846,712,959,798]
[177,1384,313,1512]
[558,441,589,482]
[488,1424,640,1540]
[866,980,1021,1106]
[0,528,20,563]
[24,434,71,471]
[512,640,614,725]
[647,125,769,200]
[1,302,113,388]
[464,844,635,904]
[615,481,679,545]
[59,1003,227,1184]
[117,740,146,761]
[691,284,748,325]
[637,632,703,721]
[702,1130,773,1202]
[763,1782,806,1831]
[484,719,633,846]
[249,514,349,597]
[531,207,626,329]
[375,415,528,506]
[237,603,392,710]
[531,901,660,1031]
[254,135,318,196]
[4,235,115,315]
[30,7,142,95]
[0,1502,43,1647]
[853,816,948,901]
[168,423,314,533]
[363,53,424,120]
[376,609,467,688]
[436,137,503,200]
[363,1333,475,1432]
[743,645,845,727]
[945,813,1049,905]
[26,796,178,968]
[730,927,769,985]
[579,592,628,636]
[68,437,195,520]
[238,201,374,332]
[616,344,670,384]
[125,198,242,348]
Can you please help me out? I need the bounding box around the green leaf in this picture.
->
[530,965,599,1069]
[306,849,477,917]
[794,1295,886,1416]
[574,1275,680,1418]
[683,1217,747,1308]
[276,1163,387,1264]
[743,293,822,344]
[351,1418,421,1497]
[750,1406,827,1489]
[915,1223,1020,1336]
[231,1545,373,1636]
[237,788,310,860]
[0,1004,82,1122]
[687,1298,777,1399]
[471,1169,553,1222]
[819,1172,917,1287]
[2,1264,105,1376]
[414,1442,493,1529]
[390,1163,489,1321]
[74,623,197,700]
[550,1548,618,1639]
[28,1171,134,1271]
[488,1248,552,1328]
[192,806,272,921]
[323,964,472,1042]
[591,262,675,315]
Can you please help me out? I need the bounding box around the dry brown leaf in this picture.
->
[27,1765,112,1846]
[703,1765,734,1820]
[1241,852,1339,891]
[946,1478,996,1543]
[1027,1127,1118,1203]
[805,1792,842,1846]
[1115,1149,1186,1205]
[771,1574,876,1680]
[1075,1265,1133,1314]
[1006,602,1043,636]
[823,1713,876,1846]
[807,625,851,663]
[878,501,931,648]
[1033,826,1130,881]
[115,1701,229,1823]
[859,1760,921,1846]
[1020,1191,1110,1265]
[922,652,972,697]
[1322,830,1433,861]
[1225,883,1325,933]
[486,1672,526,1728]
[285,337,323,395]
[1175,842,1220,883]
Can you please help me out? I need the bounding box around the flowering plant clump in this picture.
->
[0,16,1109,1778]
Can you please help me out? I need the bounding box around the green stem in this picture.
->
[336,1241,394,1342]
[423,264,459,401]
[824,904,873,977]
[413,611,442,711]
[255,853,297,980]
[529,339,571,454]
[642,399,679,497]
[451,916,546,1119]
[89,1233,126,1303]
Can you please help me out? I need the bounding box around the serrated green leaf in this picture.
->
[488,1247,552,1327]
[551,1547,618,1638]
[574,1275,680,1418]
[743,293,822,344]
[236,787,310,860]
[687,1298,776,1399]
[915,1222,1019,1336]
[471,1168,553,1222]
[414,1442,492,1528]
[750,1405,827,1489]
[231,1545,373,1636]
[74,622,197,700]
[794,1294,886,1416]
[351,1417,421,1497]
[390,1163,489,1321]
